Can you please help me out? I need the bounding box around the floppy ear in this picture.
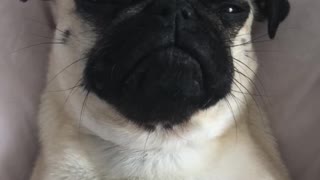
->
[256,0,290,39]
[20,0,28,2]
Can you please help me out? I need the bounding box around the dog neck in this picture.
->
[79,115,242,179]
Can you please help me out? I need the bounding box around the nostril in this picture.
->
[181,8,192,19]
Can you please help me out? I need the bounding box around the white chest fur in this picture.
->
[82,132,277,180]
[34,112,283,180]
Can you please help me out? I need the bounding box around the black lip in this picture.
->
[121,45,204,86]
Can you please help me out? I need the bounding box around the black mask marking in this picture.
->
[76,0,250,129]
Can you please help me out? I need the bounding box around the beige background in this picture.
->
[0,0,319,180]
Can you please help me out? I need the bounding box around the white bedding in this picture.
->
[0,0,319,180]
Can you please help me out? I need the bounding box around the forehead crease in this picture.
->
[210,0,249,2]
[210,0,251,4]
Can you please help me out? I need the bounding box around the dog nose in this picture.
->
[145,0,194,22]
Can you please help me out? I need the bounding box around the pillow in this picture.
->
[0,0,52,179]
[255,0,320,179]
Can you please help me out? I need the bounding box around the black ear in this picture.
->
[20,0,28,2]
[256,0,290,39]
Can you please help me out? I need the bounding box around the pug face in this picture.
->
[44,0,289,147]
[81,0,251,128]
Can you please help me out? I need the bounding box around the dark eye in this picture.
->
[219,4,246,14]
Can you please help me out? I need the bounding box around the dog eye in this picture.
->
[219,4,246,14]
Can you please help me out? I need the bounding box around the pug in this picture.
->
[25,0,290,179]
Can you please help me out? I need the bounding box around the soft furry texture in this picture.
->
[3,0,320,180]
[31,0,290,179]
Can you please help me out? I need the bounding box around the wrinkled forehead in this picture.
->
[56,0,254,10]
[53,0,256,34]
[206,0,251,3]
